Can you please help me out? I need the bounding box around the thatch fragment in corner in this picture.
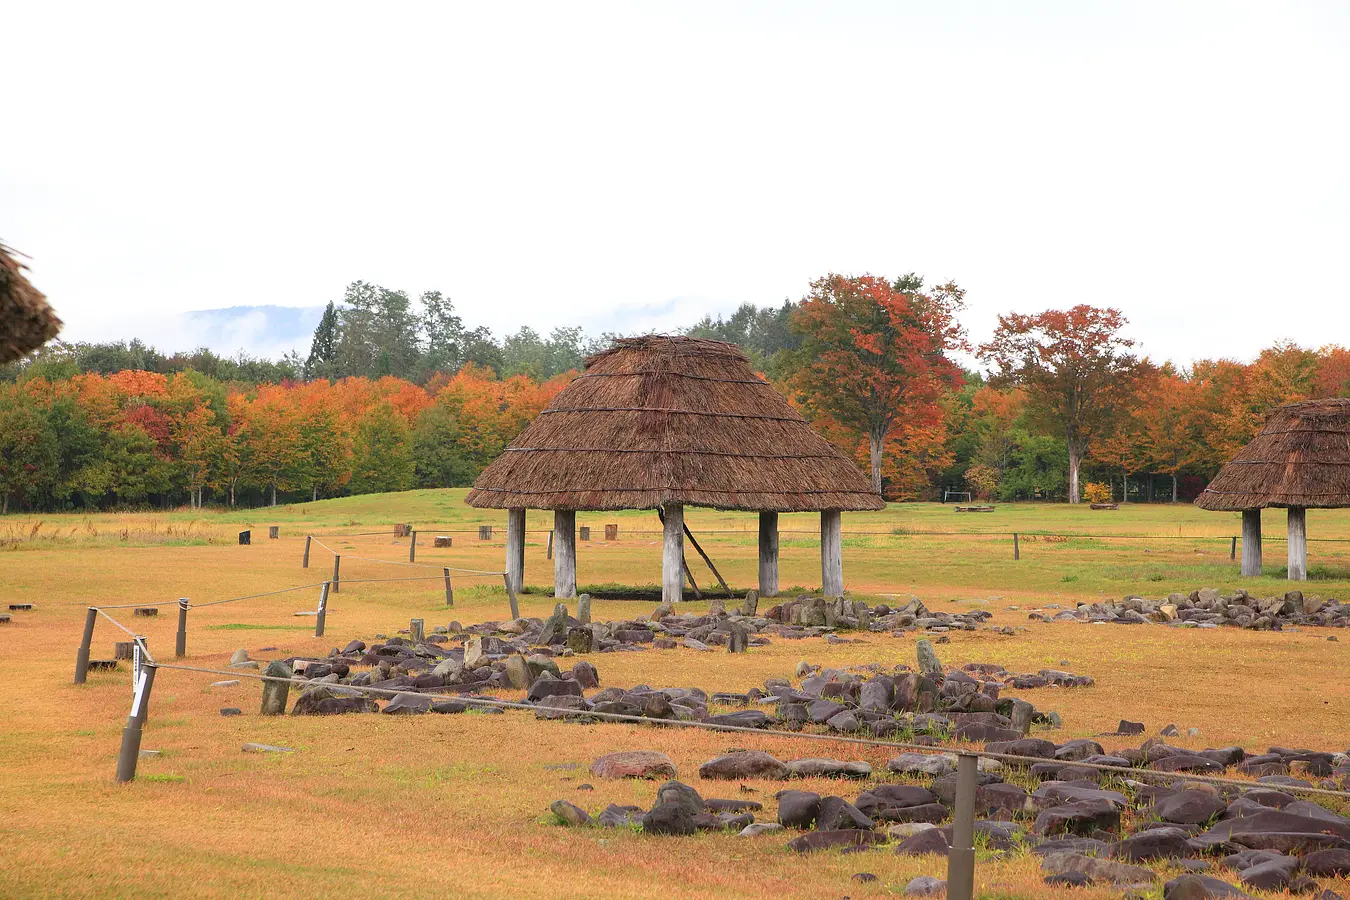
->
[0,242,61,364]
[466,335,884,512]
[1196,398,1350,511]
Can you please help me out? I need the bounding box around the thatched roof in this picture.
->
[0,243,61,364]
[1196,398,1350,511]
[465,335,885,512]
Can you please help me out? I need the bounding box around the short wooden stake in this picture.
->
[409,530,418,563]
[74,606,97,684]
[946,752,978,900]
[302,535,312,568]
[1013,532,1020,560]
[115,663,156,783]
[503,573,520,620]
[332,555,341,593]
[315,582,330,638]
[443,567,454,607]
[175,598,188,658]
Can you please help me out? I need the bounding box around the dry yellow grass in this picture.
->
[2,496,1349,898]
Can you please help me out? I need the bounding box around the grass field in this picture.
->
[3,491,1349,898]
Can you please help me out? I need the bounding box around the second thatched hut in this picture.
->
[466,335,884,602]
[1196,397,1350,580]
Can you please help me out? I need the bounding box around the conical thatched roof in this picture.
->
[465,335,885,512]
[0,243,61,364]
[1196,398,1350,511]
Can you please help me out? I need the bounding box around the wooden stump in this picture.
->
[8,603,33,612]
[434,535,453,548]
[133,607,159,617]
[393,523,410,537]
[478,525,493,541]
[114,641,136,660]
[86,659,118,671]
[604,524,619,541]
[268,526,280,539]
[238,530,251,545]
[579,526,591,541]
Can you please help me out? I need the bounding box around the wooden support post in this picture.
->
[502,573,520,620]
[1230,536,1237,560]
[547,531,554,560]
[553,510,577,599]
[758,511,779,597]
[947,752,978,900]
[506,508,525,594]
[1288,506,1307,581]
[332,555,341,593]
[175,598,188,658]
[302,535,311,568]
[684,524,730,595]
[115,662,156,784]
[409,530,418,563]
[662,502,685,605]
[74,606,97,684]
[1013,532,1020,560]
[1242,508,1263,577]
[821,510,843,596]
[443,567,454,606]
[315,581,330,637]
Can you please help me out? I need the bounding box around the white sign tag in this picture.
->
[130,670,148,718]
[132,642,142,688]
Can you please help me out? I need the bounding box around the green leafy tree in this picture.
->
[349,404,415,494]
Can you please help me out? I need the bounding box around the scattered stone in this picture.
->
[739,822,783,837]
[242,742,293,753]
[259,660,292,715]
[550,799,594,826]
[700,751,790,780]
[903,876,947,895]
[590,751,677,780]
[220,707,242,717]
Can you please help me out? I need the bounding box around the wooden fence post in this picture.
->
[503,573,520,620]
[332,555,341,593]
[409,530,418,563]
[946,752,977,900]
[443,567,454,607]
[302,535,312,568]
[1230,536,1237,560]
[175,598,188,658]
[74,607,97,684]
[315,582,330,638]
[1013,533,1020,560]
[115,663,157,783]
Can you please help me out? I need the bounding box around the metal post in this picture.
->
[332,554,341,593]
[1230,536,1237,560]
[115,662,157,783]
[409,530,418,563]
[74,606,97,684]
[443,567,454,607]
[302,535,312,568]
[315,581,330,638]
[503,573,520,620]
[947,752,977,900]
[175,598,188,658]
[1013,533,1020,561]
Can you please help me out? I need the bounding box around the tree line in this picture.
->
[1,275,1345,511]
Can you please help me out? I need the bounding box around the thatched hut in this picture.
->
[0,242,61,364]
[466,335,884,602]
[1196,398,1350,580]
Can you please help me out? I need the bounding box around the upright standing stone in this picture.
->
[709,597,726,617]
[727,623,749,654]
[1010,699,1035,736]
[566,627,593,654]
[915,638,942,677]
[577,593,592,625]
[742,589,759,617]
[260,660,293,715]
[464,636,487,669]
[409,618,425,643]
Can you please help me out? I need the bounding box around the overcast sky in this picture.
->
[3,1,1347,367]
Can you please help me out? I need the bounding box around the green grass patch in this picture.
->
[138,773,186,784]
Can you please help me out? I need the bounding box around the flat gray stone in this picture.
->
[242,743,294,753]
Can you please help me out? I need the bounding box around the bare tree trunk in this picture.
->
[1171,475,1178,503]
[2,494,8,515]
[1067,445,1081,504]
[270,484,277,507]
[312,486,317,502]
[229,483,235,507]
[868,431,884,496]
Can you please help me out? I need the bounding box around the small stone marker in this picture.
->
[229,649,250,665]
[8,603,32,611]
[133,607,158,617]
[238,530,251,545]
[259,660,292,715]
[220,707,243,717]
[708,597,726,617]
[566,627,593,654]
[0,614,10,624]
[268,526,279,539]
[242,743,293,753]
[742,590,759,617]
[604,524,619,541]
[1010,698,1035,736]
[409,618,425,643]
[577,593,592,625]
[464,636,487,669]
[915,638,943,677]
[478,525,493,540]
[727,623,749,654]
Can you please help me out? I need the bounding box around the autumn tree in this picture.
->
[785,273,967,495]
[349,403,415,494]
[979,305,1143,503]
